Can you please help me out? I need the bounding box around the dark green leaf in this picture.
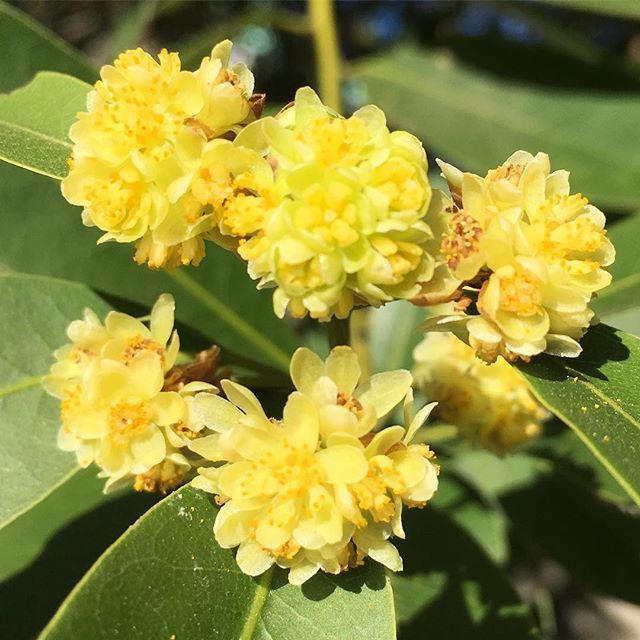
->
[393,502,537,638]
[432,474,508,565]
[453,449,640,604]
[518,324,640,505]
[41,486,396,640]
[0,471,158,638]
[354,46,640,210]
[501,465,640,604]
[0,273,111,529]
[0,1,95,92]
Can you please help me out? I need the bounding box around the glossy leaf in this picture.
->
[393,501,537,637]
[455,450,640,604]
[0,471,158,638]
[0,273,111,529]
[500,465,640,605]
[41,486,396,640]
[518,324,640,505]
[592,214,640,335]
[0,1,95,93]
[354,46,640,210]
[0,72,89,178]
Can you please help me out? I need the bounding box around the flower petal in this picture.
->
[282,392,319,453]
[290,347,325,394]
[356,370,412,418]
[325,346,361,394]
[150,293,175,345]
[315,445,368,484]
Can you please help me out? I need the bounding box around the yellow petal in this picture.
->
[356,370,412,418]
[149,392,185,426]
[150,293,175,345]
[282,392,319,453]
[194,393,243,433]
[290,347,325,394]
[325,346,361,394]
[130,426,166,470]
[236,538,275,577]
[105,311,150,340]
[221,379,268,422]
[315,445,368,484]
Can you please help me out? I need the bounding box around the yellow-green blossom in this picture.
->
[43,295,215,491]
[289,345,413,440]
[237,87,434,320]
[62,42,264,269]
[419,151,614,362]
[191,365,439,584]
[413,333,547,453]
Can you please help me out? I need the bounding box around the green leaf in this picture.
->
[41,486,396,640]
[0,1,95,92]
[393,503,537,638]
[432,474,508,565]
[0,71,295,369]
[537,0,640,20]
[452,449,640,604]
[518,324,640,506]
[592,214,640,334]
[500,464,640,604]
[0,273,112,530]
[354,46,640,210]
[0,72,89,178]
[0,471,158,638]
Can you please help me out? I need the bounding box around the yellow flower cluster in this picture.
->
[43,295,216,491]
[191,346,439,584]
[418,152,615,362]
[413,334,548,454]
[63,49,435,318]
[62,42,270,269]
[237,88,435,319]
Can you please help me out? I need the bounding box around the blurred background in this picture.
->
[3,1,640,638]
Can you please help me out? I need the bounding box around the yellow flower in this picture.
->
[43,294,179,398]
[191,369,438,584]
[413,333,547,453]
[237,87,434,320]
[418,151,615,362]
[62,41,261,269]
[43,295,216,491]
[289,346,413,440]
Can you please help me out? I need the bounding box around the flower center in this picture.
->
[441,211,483,271]
[108,401,150,446]
[122,336,164,364]
[498,269,543,316]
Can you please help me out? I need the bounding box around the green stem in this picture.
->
[328,315,351,349]
[168,270,290,372]
[309,0,341,111]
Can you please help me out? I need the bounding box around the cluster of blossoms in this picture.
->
[236,88,435,319]
[62,43,435,320]
[191,346,439,584]
[43,295,217,492]
[413,333,548,454]
[44,299,439,583]
[62,42,269,269]
[417,151,615,362]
